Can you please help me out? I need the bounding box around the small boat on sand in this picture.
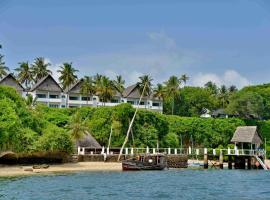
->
[122,154,167,171]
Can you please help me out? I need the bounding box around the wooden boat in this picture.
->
[122,154,167,171]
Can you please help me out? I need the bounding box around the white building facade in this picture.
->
[1,74,163,112]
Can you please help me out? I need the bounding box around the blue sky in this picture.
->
[0,0,270,87]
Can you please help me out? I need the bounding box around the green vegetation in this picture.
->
[1,85,269,156]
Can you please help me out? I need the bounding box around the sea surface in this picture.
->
[0,169,270,200]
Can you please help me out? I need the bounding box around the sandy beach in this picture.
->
[0,162,122,177]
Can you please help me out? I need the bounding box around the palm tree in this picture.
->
[164,75,180,115]
[154,83,165,110]
[228,85,238,93]
[0,55,9,79]
[96,76,115,105]
[113,75,125,97]
[67,112,88,141]
[219,85,229,108]
[15,62,33,90]
[58,62,78,90]
[25,94,38,108]
[118,74,153,161]
[204,81,218,95]
[31,57,52,82]
[80,76,96,105]
[180,74,189,86]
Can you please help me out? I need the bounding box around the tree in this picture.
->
[25,94,38,108]
[228,85,238,93]
[31,57,52,82]
[204,81,218,95]
[113,75,125,97]
[58,62,78,90]
[0,44,9,79]
[96,76,115,105]
[226,91,265,119]
[138,75,153,98]
[218,85,229,108]
[154,83,165,110]
[80,76,96,105]
[67,112,88,141]
[180,74,189,86]
[164,76,180,115]
[15,62,33,89]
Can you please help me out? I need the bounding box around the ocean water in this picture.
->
[0,169,270,200]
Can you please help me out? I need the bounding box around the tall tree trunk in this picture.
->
[118,83,147,161]
[171,97,174,115]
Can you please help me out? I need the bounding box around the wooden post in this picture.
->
[247,157,251,170]
[204,148,208,169]
[219,150,223,169]
[228,155,232,169]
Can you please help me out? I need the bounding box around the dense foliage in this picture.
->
[0,85,269,157]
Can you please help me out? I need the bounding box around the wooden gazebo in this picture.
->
[231,126,263,150]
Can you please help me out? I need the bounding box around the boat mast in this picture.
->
[118,83,147,161]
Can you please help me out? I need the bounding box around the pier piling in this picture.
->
[219,151,223,169]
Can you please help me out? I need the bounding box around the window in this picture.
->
[49,94,59,99]
[61,105,66,108]
[82,96,90,101]
[37,94,46,98]
[153,102,160,107]
[61,95,66,99]
[49,104,59,108]
[127,101,134,105]
[69,96,79,100]
[69,105,79,108]
[111,99,119,103]
[139,101,145,105]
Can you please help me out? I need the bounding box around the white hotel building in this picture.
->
[0,74,163,113]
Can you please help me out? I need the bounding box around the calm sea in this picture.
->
[0,169,270,200]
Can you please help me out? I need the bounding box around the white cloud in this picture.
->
[192,70,250,88]
[148,31,176,50]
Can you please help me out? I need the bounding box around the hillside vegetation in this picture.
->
[0,85,269,157]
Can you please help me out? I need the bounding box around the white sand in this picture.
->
[0,162,122,177]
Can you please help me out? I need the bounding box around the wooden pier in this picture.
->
[77,146,268,170]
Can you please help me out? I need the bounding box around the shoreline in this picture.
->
[0,162,122,177]
[0,159,269,177]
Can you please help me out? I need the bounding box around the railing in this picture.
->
[77,147,266,157]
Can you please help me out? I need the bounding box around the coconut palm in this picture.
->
[25,94,38,108]
[228,85,238,93]
[0,55,9,79]
[58,62,78,90]
[138,75,153,97]
[80,76,96,105]
[31,57,52,82]
[154,83,165,111]
[67,112,88,141]
[204,81,218,95]
[219,85,229,108]
[15,62,33,89]
[164,75,180,115]
[113,75,125,97]
[180,74,189,86]
[96,76,115,105]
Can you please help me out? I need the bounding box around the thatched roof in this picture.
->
[123,84,159,100]
[65,79,83,94]
[30,74,63,92]
[76,131,101,148]
[231,126,262,144]
[0,73,25,92]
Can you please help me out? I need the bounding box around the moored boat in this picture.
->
[122,154,167,171]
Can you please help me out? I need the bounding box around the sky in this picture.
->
[0,0,270,88]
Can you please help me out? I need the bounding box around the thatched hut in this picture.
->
[231,126,263,150]
[76,132,101,148]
